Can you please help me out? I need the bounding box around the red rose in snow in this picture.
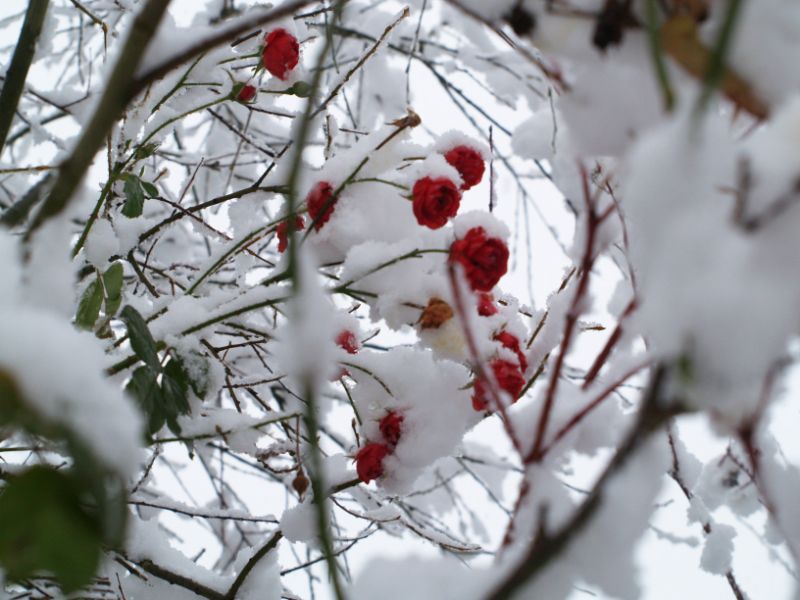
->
[411,176,461,229]
[477,293,498,316]
[336,330,359,354]
[444,145,485,190]
[306,182,337,230]
[379,412,404,447]
[276,215,305,253]
[494,330,528,372]
[472,359,525,412]
[236,83,257,103]
[355,443,390,483]
[449,227,509,292]
[262,28,300,80]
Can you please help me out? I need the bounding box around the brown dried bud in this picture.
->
[419,297,454,330]
[292,468,309,499]
[390,108,421,129]
[504,4,536,37]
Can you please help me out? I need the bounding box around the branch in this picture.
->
[224,531,283,600]
[0,0,50,156]
[128,0,319,105]
[134,558,225,600]
[488,365,681,600]
[26,0,172,237]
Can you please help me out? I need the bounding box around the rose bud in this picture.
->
[471,359,526,412]
[411,176,461,229]
[235,83,257,103]
[306,181,337,230]
[477,292,498,316]
[444,145,485,190]
[494,330,528,372]
[449,227,509,292]
[276,215,305,253]
[355,443,390,483]
[336,330,359,355]
[262,28,300,80]
[379,411,404,447]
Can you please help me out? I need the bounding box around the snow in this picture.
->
[280,501,317,543]
[350,346,476,493]
[700,523,736,576]
[84,217,120,268]
[434,130,491,160]
[0,307,143,476]
[453,209,510,241]
[6,0,800,597]
[351,554,493,600]
[512,109,558,160]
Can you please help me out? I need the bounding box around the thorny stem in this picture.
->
[644,0,675,112]
[696,0,745,117]
[282,3,349,599]
[487,366,682,600]
[528,164,599,461]
[447,264,524,454]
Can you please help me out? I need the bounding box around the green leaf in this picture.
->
[119,306,160,370]
[173,351,210,399]
[161,359,193,435]
[102,262,124,316]
[141,181,159,198]
[125,365,165,435]
[287,81,312,97]
[133,142,159,161]
[0,467,103,593]
[121,175,145,218]
[75,278,103,330]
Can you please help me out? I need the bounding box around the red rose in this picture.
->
[444,145,485,190]
[306,182,337,230]
[450,227,509,292]
[355,443,390,483]
[336,330,359,354]
[379,411,404,447]
[236,83,257,103]
[411,176,461,229]
[262,29,300,80]
[494,330,528,372]
[477,293,498,316]
[472,359,525,412]
[276,215,304,253]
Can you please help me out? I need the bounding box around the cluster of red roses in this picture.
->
[450,232,525,412]
[471,327,527,412]
[273,143,488,253]
[235,28,301,103]
[411,145,485,229]
[355,411,404,483]
[331,326,404,484]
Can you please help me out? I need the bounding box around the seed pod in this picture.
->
[292,468,309,499]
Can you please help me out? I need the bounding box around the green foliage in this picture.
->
[0,375,128,594]
[102,261,124,316]
[119,305,160,370]
[121,174,159,218]
[287,80,312,97]
[75,262,125,330]
[75,278,103,330]
[0,467,104,593]
[120,306,196,436]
